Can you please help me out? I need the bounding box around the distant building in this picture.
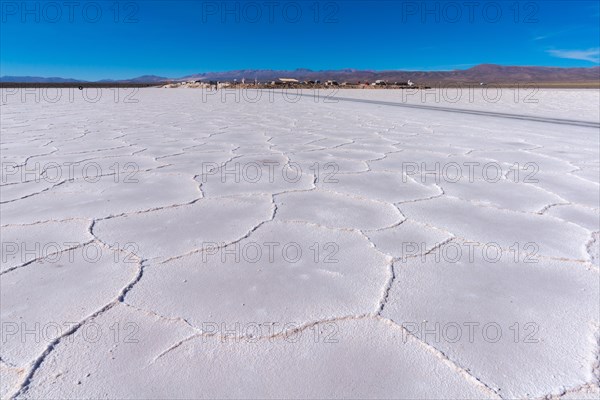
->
[279,78,299,83]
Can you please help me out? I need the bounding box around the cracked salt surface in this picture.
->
[0,245,139,369]
[0,220,94,274]
[94,195,275,261]
[382,250,599,398]
[125,220,391,329]
[0,88,598,398]
[22,304,494,400]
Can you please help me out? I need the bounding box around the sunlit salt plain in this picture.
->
[1,88,599,399]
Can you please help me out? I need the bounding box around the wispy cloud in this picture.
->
[547,48,600,63]
[532,26,598,42]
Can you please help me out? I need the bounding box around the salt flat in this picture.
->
[1,88,599,399]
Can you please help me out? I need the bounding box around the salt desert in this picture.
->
[1,88,599,399]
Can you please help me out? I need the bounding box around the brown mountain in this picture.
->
[182,64,600,84]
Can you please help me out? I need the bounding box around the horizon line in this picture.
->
[2,63,600,83]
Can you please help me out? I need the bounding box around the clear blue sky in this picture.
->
[1,0,599,80]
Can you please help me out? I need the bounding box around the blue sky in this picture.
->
[1,0,599,80]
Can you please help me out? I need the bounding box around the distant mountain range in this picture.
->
[181,65,600,84]
[2,65,599,84]
[0,74,169,84]
[0,76,84,83]
[95,75,169,83]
